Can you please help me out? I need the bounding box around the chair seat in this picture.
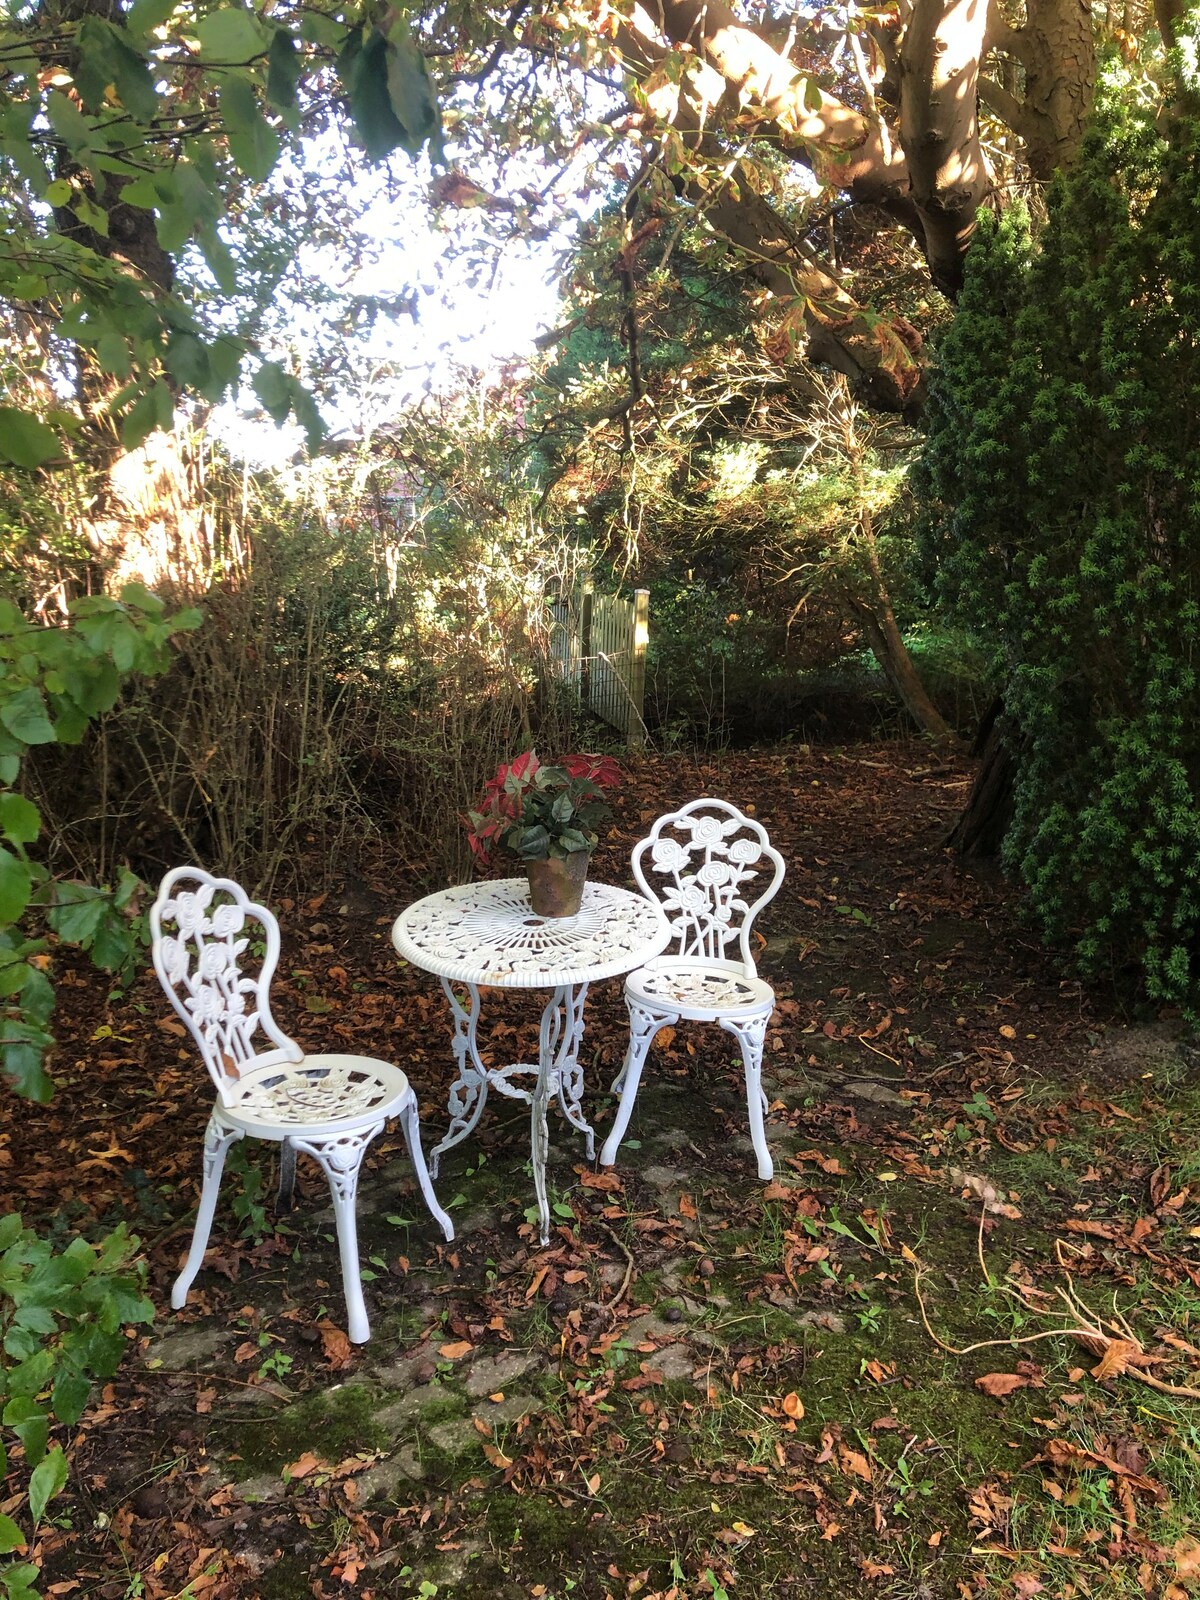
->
[625,959,775,1019]
[222,1054,412,1140]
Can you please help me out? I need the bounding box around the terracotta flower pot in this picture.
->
[525,852,589,917]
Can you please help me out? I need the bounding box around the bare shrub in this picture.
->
[28,463,580,893]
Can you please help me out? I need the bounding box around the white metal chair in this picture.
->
[599,799,786,1179]
[151,867,453,1344]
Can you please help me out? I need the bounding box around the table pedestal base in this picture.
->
[428,980,593,1245]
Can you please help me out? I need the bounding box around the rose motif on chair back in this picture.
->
[151,870,298,1093]
[633,801,786,974]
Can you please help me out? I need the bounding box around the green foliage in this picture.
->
[0,586,200,1100]
[0,589,197,1595]
[918,55,1200,1007]
[0,1217,152,1591]
[0,0,445,457]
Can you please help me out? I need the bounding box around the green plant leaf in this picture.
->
[267,29,301,109]
[1,1038,52,1102]
[228,112,280,181]
[339,28,408,163]
[45,90,90,152]
[384,19,441,157]
[0,794,39,847]
[0,408,61,470]
[0,851,33,925]
[0,688,54,746]
[51,1371,90,1427]
[7,1407,48,1467]
[120,388,159,452]
[0,1561,42,1600]
[48,886,108,945]
[253,359,291,421]
[194,6,267,61]
[27,1445,67,1524]
[126,0,178,34]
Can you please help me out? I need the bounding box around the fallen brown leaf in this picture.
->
[318,1320,353,1371]
[975,1372,1029,1399]
[285,1451,321,1480]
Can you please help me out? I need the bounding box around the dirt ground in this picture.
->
[12,742,1200,1600]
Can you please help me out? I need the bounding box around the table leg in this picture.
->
[530,983,595,1246]
[552,982,594,1159]
[428,979,488,1180]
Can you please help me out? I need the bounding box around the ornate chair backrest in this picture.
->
[631,799,786,977]
[151,867,300,1100]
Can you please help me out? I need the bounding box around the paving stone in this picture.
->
[646,1126,693,1154]
[626,1309,689,1344]
[472,1392,536,1427]
[639,1164,688,1191]
[356,1445,426,1500]
[795,1309,847,1334]
[373,1383,461,1431]
[369,1346,438,1390]
[462,1350,541,1399]
[653,1344,698,1382]
[233,1473,286,1505]
[453,1206,498,1237]
[144,1326,231,1371]
[839,1078,914,1110]
[426,1416,481,1458]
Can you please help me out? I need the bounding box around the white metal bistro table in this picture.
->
[391,878,670,1245]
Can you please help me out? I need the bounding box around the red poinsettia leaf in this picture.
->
[509,749,540,782]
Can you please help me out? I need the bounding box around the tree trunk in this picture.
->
[1019,0,1097,180]
[898,0,992,295]
[848,524,958,743]
[945,697,1018,854]
[850,595,958,743]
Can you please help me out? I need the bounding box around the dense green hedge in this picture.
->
[918,55,1200,1008]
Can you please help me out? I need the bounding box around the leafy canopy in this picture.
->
[0,0,441,458]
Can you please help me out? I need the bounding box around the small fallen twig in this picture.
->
[582,1219,635,1322]
[909,1213,1200,1397]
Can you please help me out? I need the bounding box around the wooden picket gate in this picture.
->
[549,579,649,747]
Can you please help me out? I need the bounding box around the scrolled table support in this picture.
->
[428,978,488,1180]
[548,982,592,1158]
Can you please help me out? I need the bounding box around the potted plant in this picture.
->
[465,750,622,916]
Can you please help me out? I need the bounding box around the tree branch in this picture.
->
[984,0,1036,67]
[898,0,992,296]
[977,75,1039,147]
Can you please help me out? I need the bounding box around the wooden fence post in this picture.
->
[579,577,594,705]
[628,588,649,749]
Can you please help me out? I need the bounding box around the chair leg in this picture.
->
[721,1013,773,1181]
[172,1109,243,1311]
[292,1126,384,1344]
[276,1139,296,1214]
[600,999,676,1167]
[397,1093,455,1243]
